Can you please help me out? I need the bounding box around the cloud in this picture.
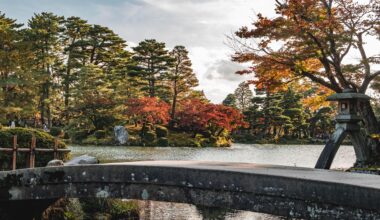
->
[0,0,277,103]
[205,59,249,81]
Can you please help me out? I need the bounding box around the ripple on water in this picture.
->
[68,143,356,169]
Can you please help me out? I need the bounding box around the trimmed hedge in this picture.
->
[70,130,88,143]
[0,128,69,170]
[94,130,107,139]
[143,131,156,143]
[157,137,169,147]
[155,125,168,138]
[50,127,63,137]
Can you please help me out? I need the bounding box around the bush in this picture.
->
[157,137,169,147]
[155,125,168,138]
[63,131,70,140]
[50,127,63,137]
[209,136,218,144]
[80,199,138,220]
[141,124,152,135]
[127,136,140,146]
[143,131,156,143]
[71,130,88,143]
[0,128,68,170]
[93,115,116,130]
[94,130,107,139]
[109,199,139,219]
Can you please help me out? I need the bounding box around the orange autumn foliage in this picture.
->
[175,99,248,135]
[125,97,170,125]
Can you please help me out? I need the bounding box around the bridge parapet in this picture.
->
[1,161,380,219]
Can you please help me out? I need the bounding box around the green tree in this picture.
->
[26,12,64,128]
[61,16,91,121]
[234,82,253,113]
[245,97,265,137]
[129,39,175,98]
[169,45,199,122]
[71,65,117,130]
[222,93,237,108]
[281,88,309,138]
[309,107,335,139]
[62,22,131,125]
[0,12,35,123]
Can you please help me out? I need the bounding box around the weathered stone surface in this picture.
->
[1,161,380,219]
[64,155,98,166]
[114,126,128,145]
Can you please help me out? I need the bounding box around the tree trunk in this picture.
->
[169,90,178,128]
[46,83,52,128]
[359,100,380,164]
[150,80,155,97]
[64,65,71,122]
[40,93,45,127]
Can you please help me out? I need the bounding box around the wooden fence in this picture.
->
[0,135,71,170]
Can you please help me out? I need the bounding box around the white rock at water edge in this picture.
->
[114,126,128,145]
[65,155,99,165]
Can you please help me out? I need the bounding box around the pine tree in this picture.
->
[61,16,91,121]
[234,82,253,113]
[222,94,237,108]
[0,12,35,122]
[168,45,199,122]
[71,64,116,130]
[26,12,64,128]
[281,88,309,138]
[129,39,175,98]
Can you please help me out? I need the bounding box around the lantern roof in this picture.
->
[326,89,371,101]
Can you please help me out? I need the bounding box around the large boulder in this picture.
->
[64,155,99,166]
[114,126,128,145]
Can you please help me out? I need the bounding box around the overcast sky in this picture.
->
[0,0,277,103]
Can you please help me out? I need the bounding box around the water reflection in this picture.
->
[137,201,285,220]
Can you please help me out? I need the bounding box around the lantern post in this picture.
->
[315,89,371,169]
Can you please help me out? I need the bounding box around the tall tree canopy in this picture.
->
[231,0,380,160]
[234,82,253,112]
[130,39,175,98]
[61,16,91,120]
[0,12,34,119]
[26,12,64,128]
[222,93,237,108]
[168,45,199,121]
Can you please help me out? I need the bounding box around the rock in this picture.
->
[114,125,128,145]
[64,155,99,166]
[46,159,64,167]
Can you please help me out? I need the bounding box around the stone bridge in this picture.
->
[1,161,380,219]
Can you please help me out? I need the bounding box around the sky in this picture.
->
[0,0,277,103]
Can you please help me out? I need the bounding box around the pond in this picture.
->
[68,143,356,220]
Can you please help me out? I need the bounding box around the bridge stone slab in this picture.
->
[1,161,380,219]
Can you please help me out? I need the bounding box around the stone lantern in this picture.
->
[315,89,371,169]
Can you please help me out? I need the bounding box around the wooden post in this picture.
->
[12,135,17,170]
[54,138,58,159]
[29,136,36,168]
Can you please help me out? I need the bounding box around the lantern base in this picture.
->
[315,122,371,169]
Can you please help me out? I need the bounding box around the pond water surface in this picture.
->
[68,143,356,220]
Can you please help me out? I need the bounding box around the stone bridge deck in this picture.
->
[1,161,380,219]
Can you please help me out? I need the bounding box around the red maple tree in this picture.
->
[125,97,170,126]
[175,99,247,136]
